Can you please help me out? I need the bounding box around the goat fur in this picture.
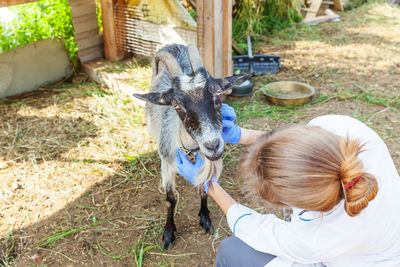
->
[145,45,223,192]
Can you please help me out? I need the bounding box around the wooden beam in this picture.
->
[222,0,233,77]
[333,0,344,11]
[304,0,322,21]
[303,14,339,25]
[196,0,204,57]
[213,0,223,78]
[197,0,232,78]
[203,0,214,75]
[0,0,40,8]
[100,0,126,61]
[232,40,246,55]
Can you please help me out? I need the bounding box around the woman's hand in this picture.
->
[222,104,241,144]
[175,149,218,194]
[176,149,236,214]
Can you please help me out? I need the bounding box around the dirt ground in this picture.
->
[1,2,399,266]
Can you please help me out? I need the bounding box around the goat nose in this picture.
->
[204,139,221,153]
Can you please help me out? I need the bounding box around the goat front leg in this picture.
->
[160,158,177,250]
[162,184,177,250]
[198,191,214,234]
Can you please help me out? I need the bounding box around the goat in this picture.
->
[134,44,252,249]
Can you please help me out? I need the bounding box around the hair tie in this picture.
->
[344,175,362,189]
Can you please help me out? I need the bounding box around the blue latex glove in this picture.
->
[222,103,241,144]
[175,149,219,194]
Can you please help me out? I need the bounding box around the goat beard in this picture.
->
[194,152,223,186]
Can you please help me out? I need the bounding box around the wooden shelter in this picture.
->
[1,0,233,77]
[100,0,233,77]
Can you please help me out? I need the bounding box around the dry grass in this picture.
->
[258,3,400,98]
[0,83,155,236]
[0,2,399,266]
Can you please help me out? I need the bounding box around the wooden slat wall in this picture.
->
[196,0,232,78]
[0,0,40,7]
[70,0,104,63]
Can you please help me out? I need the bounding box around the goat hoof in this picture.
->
[162,239,174,251]
[199,215,213,235]
[201,225,214,235]
[162,229,176,250]
[209,225,215,235]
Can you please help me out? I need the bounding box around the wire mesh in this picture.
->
[113,2,198,58]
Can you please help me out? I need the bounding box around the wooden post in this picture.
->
[333,0,344,11]
[222,0,233,77]
[196,0,232,78]
[196,0,204,58]
[100,0,126,61]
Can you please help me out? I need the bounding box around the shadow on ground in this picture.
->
[4,149,232,266]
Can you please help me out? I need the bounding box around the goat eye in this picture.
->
[215,90,223,96]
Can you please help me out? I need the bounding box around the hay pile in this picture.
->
[0,82,155,236]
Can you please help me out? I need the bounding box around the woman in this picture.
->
[175,104,400,267]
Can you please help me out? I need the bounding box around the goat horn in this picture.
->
[154,51,183,77]
[187,44,204,73]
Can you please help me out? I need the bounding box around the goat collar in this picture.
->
[179,145,199,164]
[178,134,199,163]
[179,144,199,155]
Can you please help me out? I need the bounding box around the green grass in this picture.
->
[226,89,332,124]
[232,0,302,48]
[227,79,399,126]
[227,98,307,123]
[133,242,159,267]
[335,87,400,111]
[124,151,159,178]
[1,231,15,266]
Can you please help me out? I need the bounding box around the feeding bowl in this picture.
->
[262,81,315,106]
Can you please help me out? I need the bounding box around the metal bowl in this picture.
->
[262,81,315,106]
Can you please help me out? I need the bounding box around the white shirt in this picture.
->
[226,115,400,267]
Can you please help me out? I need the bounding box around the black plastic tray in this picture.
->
[233,55,281,75]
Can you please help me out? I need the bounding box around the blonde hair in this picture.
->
[240,125,378,217]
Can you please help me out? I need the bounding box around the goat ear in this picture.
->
[133,89,173,105]
[216,73,254,95]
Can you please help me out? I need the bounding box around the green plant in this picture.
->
[233,0,265,41]
[188,9,196,20]
[232,0,303,50]
[262,0,303,32]
[345,0,370,10]
[0,0,78,67]
[133,242,158,267]
[1,231,17,266]
[96,0,103,33]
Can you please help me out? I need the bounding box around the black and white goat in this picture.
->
[134,44,251,249]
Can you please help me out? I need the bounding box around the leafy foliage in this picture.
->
[232,0,303,50]
[0,0,78,66]
[95,0,103,33]
[345,0,370,9]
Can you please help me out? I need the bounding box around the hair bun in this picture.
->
[339,138,378,216]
